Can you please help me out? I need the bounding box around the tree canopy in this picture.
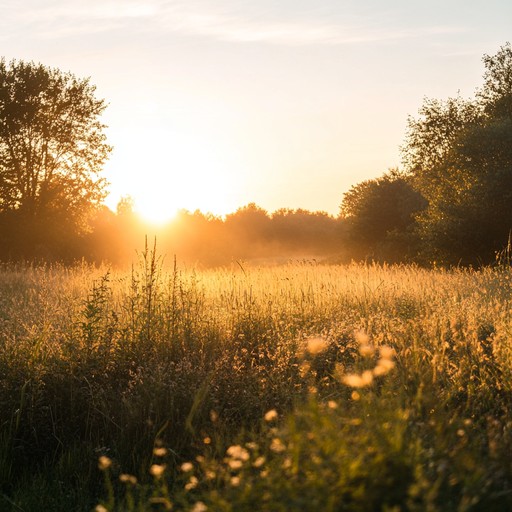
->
[400,43,512,265]
[0,59,111,229]
[340,170,426,262]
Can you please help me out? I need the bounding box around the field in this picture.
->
[2,249,512,511]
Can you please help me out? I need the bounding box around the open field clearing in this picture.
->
[2,254,512,510]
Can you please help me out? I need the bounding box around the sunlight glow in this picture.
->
[109,127,242,223]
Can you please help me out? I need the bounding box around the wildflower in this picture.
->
[185,476,199,490]
[359,344,374,357]
[361,370,373,384]
[191,501,208,512]
[181,462,194,472]
[378,357,395,370]
[226,445,250,461]
[379,345,395,359]
[354,330,370,346]
[327,400,338,409]
[373,358,395,376]
[149,464,166,479]
[98,456,112,471]
[119,473,137,485]
[342,370,373,388]
[227,459,243,470]
[351,391,361,401]
[203,437,212,445]
[153,447,167,457]
[205,470,216,480]
[230,476,241,486]
[264,409,278,422]
[270,438,286,453]
[306,336,329,355]
[253,456,266,468]
[95,505,108,512]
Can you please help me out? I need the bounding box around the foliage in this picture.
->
[0,58,111,259]
[2,259,512,509]
[402,43,512,265]
[340,170,426,262]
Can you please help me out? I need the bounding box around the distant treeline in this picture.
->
[0,203,344,266]
[1,43,511,267]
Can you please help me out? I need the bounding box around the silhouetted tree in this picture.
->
[340,170,426,262]
[0,59,111,259]
[402,43,512,265]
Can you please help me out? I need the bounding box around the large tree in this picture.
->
[340,170,426,262]
[402,43,512,265]
[0,59,111,232]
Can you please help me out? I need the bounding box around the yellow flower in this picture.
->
[306,336,329,355]
[98,456,112,471]
[226,445,250,461]
[379,345,395,360]
[270,438,286,453]
[264,409,278,422]
[149,464,166,479]
[373,358,395,376]
[359,344,374,357]
[354,330,370,346]
[180,462,194,472]
[153,447,167,457]
[227,459,243,470]
[119,473,137,485]
[253,456,266,468]
[342,370,373,388]
[191,502,208,512]
[205,470,216,480]
[185,476,199,490]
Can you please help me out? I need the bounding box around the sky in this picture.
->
[1,0,512,221]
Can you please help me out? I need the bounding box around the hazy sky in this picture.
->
[2,1,511,220]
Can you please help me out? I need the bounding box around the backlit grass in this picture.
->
[1,250,512,510]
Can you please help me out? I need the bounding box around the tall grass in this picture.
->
[1,251,512,510]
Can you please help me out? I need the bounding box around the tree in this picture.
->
[0,59,111,233]
[402,43,512,265]
[340,170,426,262]
[478,42,512,118]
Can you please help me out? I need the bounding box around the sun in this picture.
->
[134,196,179,225]
[105,116,248,223]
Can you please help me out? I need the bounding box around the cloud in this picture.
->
[0,0,466,46]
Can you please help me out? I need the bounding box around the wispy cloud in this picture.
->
[1,0,467,46]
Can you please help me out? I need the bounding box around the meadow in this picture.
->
[1,247,512,511]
